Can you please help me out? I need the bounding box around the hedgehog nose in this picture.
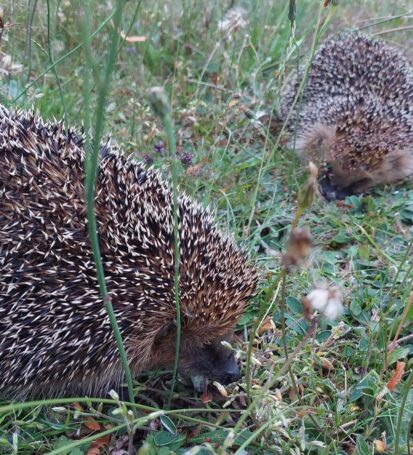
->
[318,173,337,201]
[222,364,241,384]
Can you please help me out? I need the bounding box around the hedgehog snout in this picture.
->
[221,355,241,384]
[184,340,241,386]
[318,170,352,201]
[206,342,241,384]
[318,165,373,201]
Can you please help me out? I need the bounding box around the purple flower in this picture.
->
[179,152,193,166]
[153,141,165,155]
[142,153,154,165]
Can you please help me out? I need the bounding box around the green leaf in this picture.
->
[401,206,413,224]
[316,330,331,343]
[286,296,302,313]
[349,371,380,402]
[388,347,410,365]
[350,300,362,316]
[329,232,351,246]
[358,338,369,352]
[153,431,179,446]
[355,435,369,455]
[347,195,364,211]
[160,415,176,434]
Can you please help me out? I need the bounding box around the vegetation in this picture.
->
[0,0,412,453]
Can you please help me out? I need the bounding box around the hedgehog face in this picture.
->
[322,126,413,199]
[295,123,371,199]
[180,340,241,387]
[318,164,372,201]
[297,122,413,200]
[149,326,241,386]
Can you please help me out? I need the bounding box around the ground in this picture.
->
[0,1,412,454]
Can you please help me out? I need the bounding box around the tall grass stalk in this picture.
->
[46,0,66,120]
[24,0,38,85]
[148,87,182,407]
[0,397,240,424]
[45,402,241,455]
[234,414,282,454]
[80,0,136,409]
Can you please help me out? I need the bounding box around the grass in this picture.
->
[0,0,413,453]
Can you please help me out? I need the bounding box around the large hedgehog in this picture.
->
[0,104,258,399]
[280,33,413,199]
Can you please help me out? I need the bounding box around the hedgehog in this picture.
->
[279,32,413,200]
[0,104,258,399]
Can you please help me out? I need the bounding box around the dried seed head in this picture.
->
[297,161,319,210]
[218,7,248,40]
[282,227,312,270]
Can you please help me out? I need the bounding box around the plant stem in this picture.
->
[148,87,181,407]
[46,0,66,120]
[80,0,136,410]
[164,111,181,408]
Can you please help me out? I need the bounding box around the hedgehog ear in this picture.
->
[295,123,336,163]
[153,321,176,346]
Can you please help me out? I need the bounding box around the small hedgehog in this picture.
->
[280,33,413,199]
[0,104,258,399]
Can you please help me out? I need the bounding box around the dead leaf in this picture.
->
[238,391,247,407]
[119,29,146,42]
[319,357,335,371]
[374,439,387,453]
[84,416,101,432]
[257,317,275,335]
[86,435,110,455]
[387,361,405,391]
[186,164,203,177]
[297,409,317,418]
[342,441,356,454]
[228,99,239,107]
[200,392,213,403]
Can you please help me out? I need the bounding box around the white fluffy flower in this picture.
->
[306,287,344,320]
[218,7,248,39]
